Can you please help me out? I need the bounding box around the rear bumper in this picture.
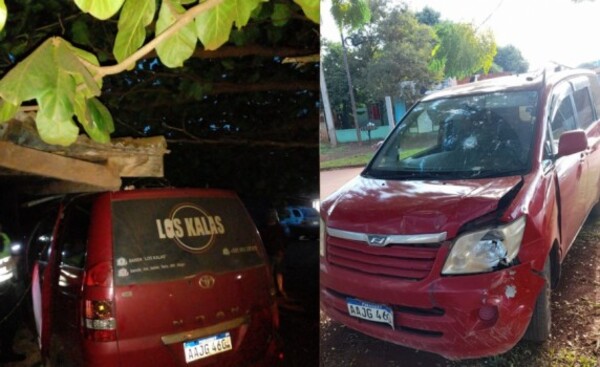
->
[320,259,546,360]
[82,334,281,367]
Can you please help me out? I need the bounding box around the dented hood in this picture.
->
[323,175,522,239]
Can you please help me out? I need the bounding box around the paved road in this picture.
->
[320,167,363,200]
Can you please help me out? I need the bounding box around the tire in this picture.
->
[523,256,551,342]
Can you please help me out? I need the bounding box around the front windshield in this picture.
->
[367,90,538,179]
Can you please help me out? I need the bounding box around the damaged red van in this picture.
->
[29,188,280,366]
[320,69,600,359]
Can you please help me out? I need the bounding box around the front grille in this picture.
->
[327,236,440,280]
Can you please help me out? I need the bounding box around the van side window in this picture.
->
[573,87,595,129]
[58,203,91,269]
[550,91,576,142]
[549,82,578,155]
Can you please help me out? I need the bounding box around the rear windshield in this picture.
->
[112,197,265,286]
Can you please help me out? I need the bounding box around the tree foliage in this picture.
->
[494,44,529,73]
[0,0,319,199]
[415,6,440,26]
[323,1,439,110]
[430,21,497,79]
[330,0,371,31]
[361,5,438,102]
[0,0,318,146]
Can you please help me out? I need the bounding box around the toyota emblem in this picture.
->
[199,275,216,289]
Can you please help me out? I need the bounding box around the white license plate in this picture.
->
[347,298,394,329]
[183,332,232,363]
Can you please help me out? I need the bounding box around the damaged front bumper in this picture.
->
[320,259,546,360]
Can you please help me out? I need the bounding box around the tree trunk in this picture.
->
[340,30,362,145]
[320,66,337,147]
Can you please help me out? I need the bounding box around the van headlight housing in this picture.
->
[442,216,526,275]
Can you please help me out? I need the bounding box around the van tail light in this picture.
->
[84,300,117,342]
[85,261,113,287]
[83,261,116,342]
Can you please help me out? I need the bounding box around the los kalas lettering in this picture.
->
[156,216,225,239]
[156,203,226,253]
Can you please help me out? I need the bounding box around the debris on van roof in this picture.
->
[0,113,169,194]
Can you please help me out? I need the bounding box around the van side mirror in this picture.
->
[557,129,588,157]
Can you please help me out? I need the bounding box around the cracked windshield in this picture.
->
[369,90,538,179]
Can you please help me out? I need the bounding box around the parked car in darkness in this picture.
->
[320,68,600,359]
[279,206,319,240]
[29,188,281,366]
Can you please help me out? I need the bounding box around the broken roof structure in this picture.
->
[0,113,168,194]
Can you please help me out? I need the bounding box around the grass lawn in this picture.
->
[320,142,425,170]
[320,142,378,170]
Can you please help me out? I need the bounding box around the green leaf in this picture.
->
[58,41,102,98]
[80,98,113,143]
[71,19,92,47]
[155,1,196,68]
[38,69,76,122]
[74,0,125,20]
[195,0,235,51]
[0,39,58,105]
[0,37,107,146]
[231,0,265,28]
[90,98,114,133]
[113,0,155,64]
[176,0,198,4]
[0,0,6,32]
[0,100,18,123]
[271,3,291,27]
[294,0,319,24]
[36,72,79,146]
[229,25,260,46]
[36,112,79,146]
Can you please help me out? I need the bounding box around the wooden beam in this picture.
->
[0,141,121,191]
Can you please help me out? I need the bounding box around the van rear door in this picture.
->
[109,192,275,366]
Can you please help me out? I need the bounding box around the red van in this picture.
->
[29,188,281,366]
[320,69,600,359]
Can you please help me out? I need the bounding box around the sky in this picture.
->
[321,0,600,71]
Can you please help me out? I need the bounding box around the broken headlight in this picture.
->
[442,216,526,275]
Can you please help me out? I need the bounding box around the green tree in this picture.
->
[323,1,440,122]
[322,41,363,129]
[415,6,440,26]
[0,0,319,146]
[494,44,529,73]
[431,21,497,79]
[362,4,439,103]
[330,0,371,143]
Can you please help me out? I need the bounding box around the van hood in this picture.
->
[322,175,522,239]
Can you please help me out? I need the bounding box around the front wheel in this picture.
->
[523,256,551,342]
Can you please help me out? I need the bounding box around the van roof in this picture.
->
[422,68,598,102]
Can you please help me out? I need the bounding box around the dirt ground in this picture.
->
[320,214,600,367]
